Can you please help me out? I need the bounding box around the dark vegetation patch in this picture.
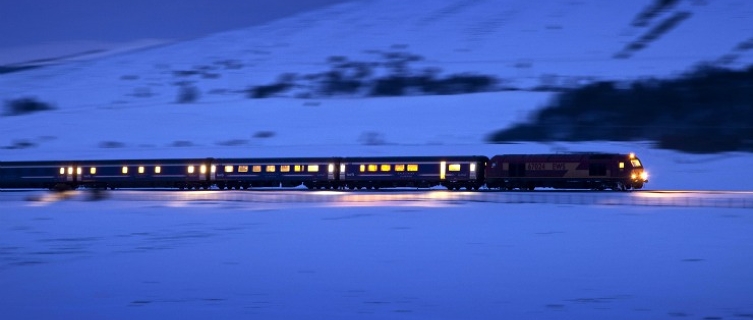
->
[247,50,500,98]
[3,97,55,116]
[488,64,753,153]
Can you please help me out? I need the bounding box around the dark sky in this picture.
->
[1,0,349,48]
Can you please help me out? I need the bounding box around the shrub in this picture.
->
[3,97,55,116]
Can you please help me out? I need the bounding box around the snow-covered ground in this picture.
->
[2,197,753,320]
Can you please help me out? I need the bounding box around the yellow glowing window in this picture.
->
[448,164,461,172]
[155,166,162,174]
[266,165,276,172]
[380,164,391,172]
[308,165,319,172]
[225,165,234,173]
[59,167,65,175]
[294,165,302,172]
[252,165,262,173]
[619,162,625,169]
[187,166,195,174]
[470,163,476,172]
[368,164,378,172]
[281,165,290,172]
[200,165,208,174]
[122,166,129,174]
[138,166,145,174]
[238,166,249,173]
[360,164,365,172]
[407,164,418,172]
[90,167,97,175]
[76,168,82,175]
[395,164,405,172]
[67,167,73,175]
[631,159,642,167]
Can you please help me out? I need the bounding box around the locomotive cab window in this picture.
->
[631,159,642,167]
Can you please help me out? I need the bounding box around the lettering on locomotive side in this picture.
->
[526,163,567,170]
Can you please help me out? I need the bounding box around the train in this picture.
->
[0,152,648,191]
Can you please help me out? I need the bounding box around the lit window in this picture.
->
[200,165,207,174]
[90,167,97,175]
[619,162,625,169]
[368,164,378,172]
[360,164,365,172]
[187,166,195,174]
[328,164,334,173]
[60,167,65,175]
[211,165,216,173]
[155,166,162,174]
[238,166,249,173]
[380,164,391,172]
[631,159,642,167]
[395,164,405,172]
[76,167,82,175]
[308,165,319,172]
[252,165,262,173]
[138,166,145,174]
[122,166,129,174]
[470,163,476,172]
[294,165,302,172]
[407,164,418,172]
[266,165,276,172]
[68,167,74,175]
[225,165,234,173]
[448,164,461,172]
[281,165,290,172]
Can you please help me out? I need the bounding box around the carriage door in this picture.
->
[328,162,335,180]
[63,166,75,182]
[440,161,446,180]
[75,166,83,183]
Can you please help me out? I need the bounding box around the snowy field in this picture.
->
[2,197,753,320]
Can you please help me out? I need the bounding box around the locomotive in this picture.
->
[0,153,648,191]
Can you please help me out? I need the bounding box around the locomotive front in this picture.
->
[626,153,649,189]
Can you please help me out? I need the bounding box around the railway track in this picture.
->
[4,189,753,209]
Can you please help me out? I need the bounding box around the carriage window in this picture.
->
[368,164,378,172]
[380,164,391,172]
[225,165,234,173]
[448,164,461,172]
[281,165,290,172]
[294,165,302,172]
[90,167,97,175]
[631,159,642,167]
[239,165,249,173]
[266,165,276,172]
[619,162,625,169]
[252,165,262,173]
[138,166,145,174]
[187,166,195,174]
[123,166,129,174]
[60,167,65,175]
[395,164,405,172]
[407,164,418,172]
[360,165,365,172]
[308,165,319,172]
[155,166,162,174]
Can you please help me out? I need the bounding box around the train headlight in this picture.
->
[631,173,637,180]
[640,171,648,181]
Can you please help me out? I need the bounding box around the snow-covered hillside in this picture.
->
[2,0,753,191]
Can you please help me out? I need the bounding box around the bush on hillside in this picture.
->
[3,97,55,116]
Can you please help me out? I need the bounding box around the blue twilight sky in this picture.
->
[0,0,348,63]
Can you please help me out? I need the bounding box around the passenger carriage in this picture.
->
[340,156,488,190]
